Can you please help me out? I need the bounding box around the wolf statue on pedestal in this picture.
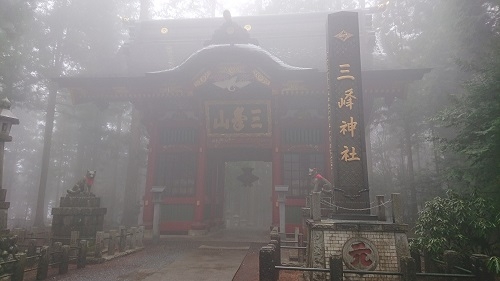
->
[67,170,96,196]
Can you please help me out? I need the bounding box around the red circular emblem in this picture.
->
[342,237,379,271]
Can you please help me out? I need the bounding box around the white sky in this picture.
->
[153,0,251,18]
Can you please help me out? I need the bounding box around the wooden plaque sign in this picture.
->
[205,100,272,136]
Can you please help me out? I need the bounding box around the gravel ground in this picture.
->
[21,229,292,281]
[37,241,200,281]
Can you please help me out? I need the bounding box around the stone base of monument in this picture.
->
[51,196,107,240]
[304,193,409,281]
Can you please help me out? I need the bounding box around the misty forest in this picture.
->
[1,0,499,274]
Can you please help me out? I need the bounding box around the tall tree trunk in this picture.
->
[404,119,418,224]
[121,108,141,226]
[33,84,57,227]
[109,109,123,225]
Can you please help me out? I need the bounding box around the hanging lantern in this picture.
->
[237,167,259,187]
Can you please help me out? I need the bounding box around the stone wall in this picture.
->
[307,220,409,281]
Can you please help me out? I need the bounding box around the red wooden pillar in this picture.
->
[194,124,207,227]
[271,108,281,227]
[143,121,159,228]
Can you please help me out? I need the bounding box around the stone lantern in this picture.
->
[151,186,165,242]
[274,185,289,238]
[0,97,19,232]
[0,98,19,142]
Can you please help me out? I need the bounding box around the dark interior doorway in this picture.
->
[224,161,272,230]
[207,148,272,230]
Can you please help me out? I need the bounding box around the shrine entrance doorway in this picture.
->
[206,148,272,231]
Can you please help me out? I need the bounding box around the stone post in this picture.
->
[423,251,438,273]
[151,187,165,243]
[12,252,26,281]
[269,240,280,267]
[119,227,127,252]
[311,192,321,221]
[298,233,304,263]
[77,240,87,269]
[95,231,104,258]
[44,230,52,246]
[108,230,117,255]
[31,226,39,236]
[70,231,79,247]
[376,195,386,221]
[470,254,495,281]
[329,255,343,281]
[138,226,144,247]
[275,185,288,239]
[52,242,62,268]
[126,229,132,249]
[270,230,281,266]
[130,227,137,249]
[36,246,49,280]
[391,193,403,224]
[400,256,416,281]
[410,250,421,272]
[12,228,26,244]
[301,208,309,242]
[259,245,276,281]
[59,245,69,274]
[26,239,37,257]
[444,250,460,274]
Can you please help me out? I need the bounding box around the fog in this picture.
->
[0,0,498,232]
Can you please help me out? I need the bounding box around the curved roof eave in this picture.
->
[146,44,316,78]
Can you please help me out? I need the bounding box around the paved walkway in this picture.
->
[140,245,248,281]
[42,228,269,281]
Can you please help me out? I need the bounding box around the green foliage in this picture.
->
[411,191,500,258]
[0,1,35,103]
[433,35,500,205]
[487,256,500,275]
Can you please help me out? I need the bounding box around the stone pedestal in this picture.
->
[51,196,107,239]
[306,219,409,281]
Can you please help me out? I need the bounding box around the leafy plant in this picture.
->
[487,256,500,275]
[411,191,500,258]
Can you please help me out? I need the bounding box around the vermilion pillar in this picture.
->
[143,121,159,228]
[271,110,281,227]
[194,124,207,226]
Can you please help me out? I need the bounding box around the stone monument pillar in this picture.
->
[304,12,411,281]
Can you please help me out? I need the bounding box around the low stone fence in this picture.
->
[0,238,88,281]
[279,227,306,264]
[11,226,144,260]
[259,233,493,281]
[0,225,145,280]
[411,249,497,281]
[92,226,145,262]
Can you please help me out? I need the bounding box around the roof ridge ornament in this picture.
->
[204,10,259,46]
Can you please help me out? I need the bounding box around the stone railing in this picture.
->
[0,237,88,281]
[92,226,145,262]
[411,249,497,281]
[259,235,493,281]
[4,225,145,280]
